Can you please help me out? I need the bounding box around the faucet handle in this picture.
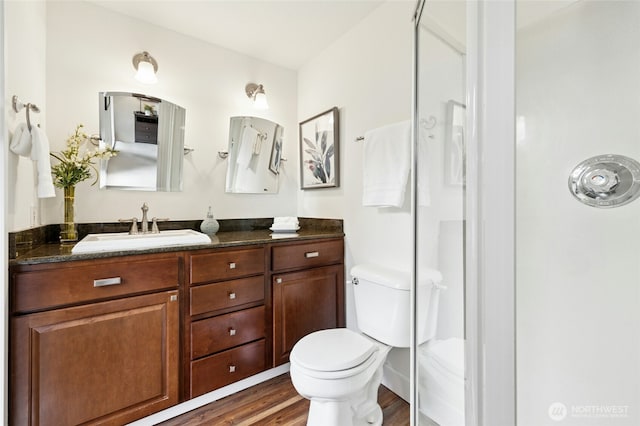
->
[119,218,139,235]
[151,217,169,234]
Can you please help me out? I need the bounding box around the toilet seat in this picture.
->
[290,328,380,380]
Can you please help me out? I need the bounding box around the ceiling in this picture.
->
[90,0,388,70]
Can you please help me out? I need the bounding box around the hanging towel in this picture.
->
[237,126,259,168]
[362,120,411,207]
[30,126,56,198]
[417,133,431,207]
[9,123,32,157]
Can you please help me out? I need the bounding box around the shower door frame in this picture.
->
[411,1,517,425]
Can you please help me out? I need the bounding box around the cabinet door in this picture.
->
[11,290,179,426]
[272,265,344,366]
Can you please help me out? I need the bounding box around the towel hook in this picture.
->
[12,95,41,131]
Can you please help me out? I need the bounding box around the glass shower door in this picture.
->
[414,1,466,425]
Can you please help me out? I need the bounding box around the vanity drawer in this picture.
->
[11,254,180,314]
[271,239,343,272]
[190,247,265,284]
[191,306,265,359]
[190,276,264,315]
[190,339,266,397]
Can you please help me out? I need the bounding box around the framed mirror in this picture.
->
[98,91,186,191]
[225,116,284,193]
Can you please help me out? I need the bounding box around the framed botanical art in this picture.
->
[269,136,282,174]
[299,107,339,189]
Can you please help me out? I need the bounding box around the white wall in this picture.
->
[5,0,46,231]
[516,2,640,424]
[8,0,299,230]
[297,0,415,398]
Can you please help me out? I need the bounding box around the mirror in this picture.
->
[98,91,186,191]
[225,116,284,193]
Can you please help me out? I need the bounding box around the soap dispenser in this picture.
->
[200,206,219,235]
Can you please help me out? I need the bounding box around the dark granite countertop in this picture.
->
[9,218,344,266]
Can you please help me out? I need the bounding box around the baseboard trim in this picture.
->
[382,362,410,402]
[128,364,291,425]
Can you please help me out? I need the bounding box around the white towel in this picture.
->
[237,126,259,168]
[30,126,56,198]
[272,216,299,230]
[9,123,32,157]
[273,216,299,225]
[417,134,431,207]
[362,121,411,207]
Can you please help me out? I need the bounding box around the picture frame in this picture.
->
[444,100,466,186]
[269,136,282,174]
[299,107,340,189]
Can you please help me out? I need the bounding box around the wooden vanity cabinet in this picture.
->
[134,111,158,144]
[9,253,181,426]
[271,238,345,366]
[185,247,268,399]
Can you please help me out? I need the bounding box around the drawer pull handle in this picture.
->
[229,262,236,269]
[93,277,122,287]
[229,292,236,300]
[229,328,236,336]
[229,365,236,373]
[305,251,319,258]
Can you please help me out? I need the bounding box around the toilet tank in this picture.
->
[351,264,443,348]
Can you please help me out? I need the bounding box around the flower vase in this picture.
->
[60,186,78,243]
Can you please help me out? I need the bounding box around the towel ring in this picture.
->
[12,95,40,131]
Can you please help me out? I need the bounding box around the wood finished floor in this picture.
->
[159,373,409,425]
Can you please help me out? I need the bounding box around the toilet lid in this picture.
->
[422,338,464,377]
[291,328,378,372]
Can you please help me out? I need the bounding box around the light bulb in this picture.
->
[253,92,269,109]
[135,61,157,84]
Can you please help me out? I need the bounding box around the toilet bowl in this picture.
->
[419,337,464,426]
[290,264,443,426]
[290,328,392,426]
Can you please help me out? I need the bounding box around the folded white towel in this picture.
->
[273,216,299,225]
[9,123,32,157]
[30,126,56,198]
[362,120,411,207]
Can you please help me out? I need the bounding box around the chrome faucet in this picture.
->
[119,203,168,235]
[141,203,149,233]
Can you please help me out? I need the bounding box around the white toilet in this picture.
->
[419,338,465,425]
[290,263,450,426]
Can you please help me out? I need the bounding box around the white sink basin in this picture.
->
[71,229,212,254]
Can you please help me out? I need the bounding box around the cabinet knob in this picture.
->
[229,365,236,373]
[229,262,236,269]
[275,277,282,284]
[228,292,236,300]
[229,328,236,336]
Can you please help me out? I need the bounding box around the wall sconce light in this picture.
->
[245,83,269,109]
[132,51,158,84]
